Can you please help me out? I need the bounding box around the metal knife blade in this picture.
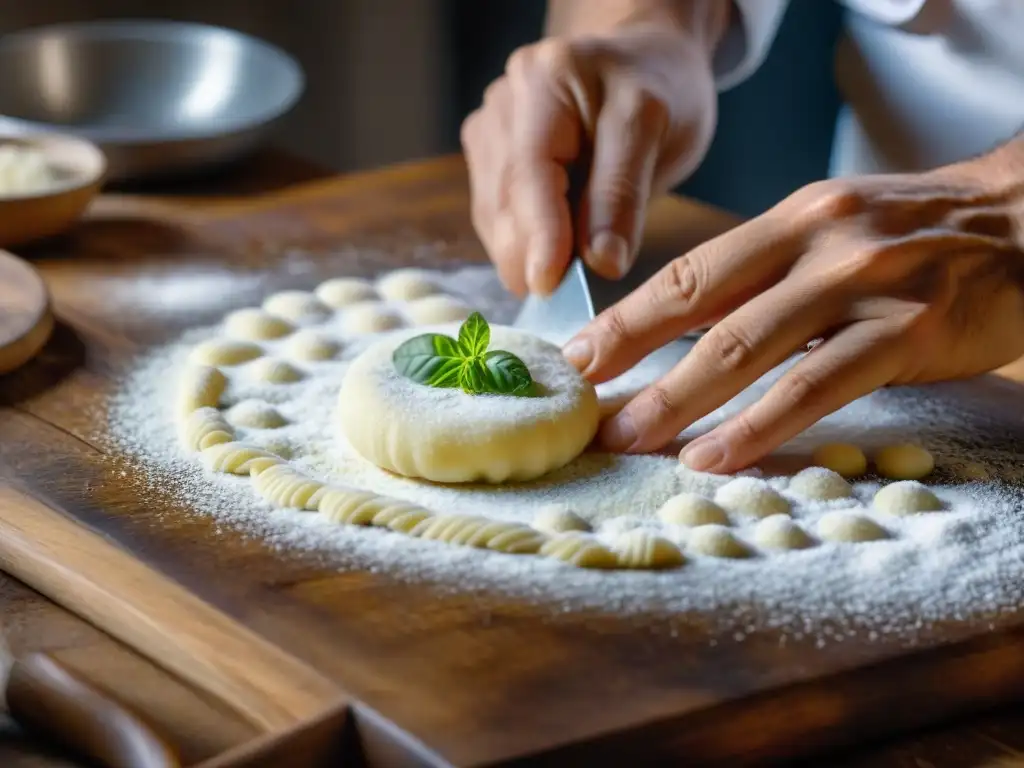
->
[512,257,594,340]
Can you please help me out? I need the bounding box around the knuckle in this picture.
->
[655,256,702,308]
[791,179,865,223]
[700,324,757,371]
[618,86,670,135]
[599,305,633,344]
[506,40,574,81]
[779,366,823,412]
[641,383,678,421]
[590,170,642,214]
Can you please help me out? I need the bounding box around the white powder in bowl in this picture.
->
[0,145,55,197]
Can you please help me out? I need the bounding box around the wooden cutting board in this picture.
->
[1,156,1024,767]
[0,250,53,376]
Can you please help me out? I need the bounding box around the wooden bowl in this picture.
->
[0,250,53,374]
[0,133,106,248]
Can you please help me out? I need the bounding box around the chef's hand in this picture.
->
[461,4,728,297]
[562,140,1024,473]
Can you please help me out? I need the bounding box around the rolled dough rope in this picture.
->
[614,529,685,570]
[177,365,227,416]
[180,407,235,452]
[252,464,326,510]
[539,534,619,569]
[202,442,283,476]
[410,515,547,555]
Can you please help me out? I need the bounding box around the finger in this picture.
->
[580,87,663,280]
[507,51,583,296]
[562,212,799,379]
[680,318,905,473]
[596,273,846,453]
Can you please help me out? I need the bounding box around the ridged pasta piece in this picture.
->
[189,339,263,366]
[177,365,228,416]
[539,534,618,569]
[614,529,685,570]
[316,487,433,531]
[252,464,326,510]
[410,514,546,554]
[202,442,283,476]
[179,407,235,451]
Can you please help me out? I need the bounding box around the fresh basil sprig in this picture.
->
[393,312,534,396]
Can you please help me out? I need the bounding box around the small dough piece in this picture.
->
[532,504,591,535]
[343,302,405,334]
[405,295,473,325]
[179,407,234,451]
[318,487,432,531]
[252,464,325,510]
[224,308,293,341]
[410,514,547,554]
[202,442,283,475]
[227,400,287,429]
[817,511,888,543]
[788,467,854,501]
[715,477,790,519]
[657,493,729,527]
[873,481,942,516]
[540,534,618,569]
[376,268,439,301]
[286,330,341,362]
[874,443,934,480]
[190,339,262,367]
[812,443,868,478]
[614,529,685,570]
[685,525,752,559]
[177,365,227,415]
[249,358,304,384]
[338,326,600,483]
[315,277,377,308]
[753,515,815,551]
[263,290,331,323]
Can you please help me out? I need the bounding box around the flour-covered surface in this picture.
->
[105,263,1024,640]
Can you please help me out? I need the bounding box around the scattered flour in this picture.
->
[104,263,1024,640]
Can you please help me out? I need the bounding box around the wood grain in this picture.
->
[1,153,1023,766]
[0,251,52,375]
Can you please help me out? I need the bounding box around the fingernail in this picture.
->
[562,337,594,372]
[599,411,637,452]
[526,257,550,296]
[680,438,725,472]
[588,231,631,278]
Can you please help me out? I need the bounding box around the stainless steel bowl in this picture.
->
[0,20,305,182]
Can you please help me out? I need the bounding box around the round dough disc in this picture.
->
[337,326,600,483]
[0,250,53,374]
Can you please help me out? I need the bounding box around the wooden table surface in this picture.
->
[1,150,1023,768]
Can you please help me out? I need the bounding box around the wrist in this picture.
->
[545,0,730,62]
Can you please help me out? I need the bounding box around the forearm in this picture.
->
[544,0,731,52]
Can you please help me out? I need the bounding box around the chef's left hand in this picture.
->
[561,152,1024,473]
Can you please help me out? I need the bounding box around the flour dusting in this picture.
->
[104,263,1024,640]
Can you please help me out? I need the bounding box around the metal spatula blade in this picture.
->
[512,258,595,340]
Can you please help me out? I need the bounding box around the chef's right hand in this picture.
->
[461,21,723,297]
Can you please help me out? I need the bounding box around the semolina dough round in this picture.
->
[224,308,293,341]
[788,467,854,501]
[250,358,304,384]
[874,443,934,480]
[873,481,942,516]
[714,477,790,519]
[405,295,473,325]
[337,326,600,483]
[343,302,405,334]
[532,504,591,535]
[657,493,729,527]
[685,524,752,559]
[262,291,331,324]
[286,330,341,362]
[315,278,377,308]
[817,511,888,543]
[753,515,814,551]
[227,400,286,429]
[190,339,262,367]
[376,269,439,301]
[812,443,867,478]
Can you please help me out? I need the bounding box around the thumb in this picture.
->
[582,90,665,280]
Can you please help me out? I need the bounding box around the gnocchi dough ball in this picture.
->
[753,515,814,551]
[190,339,263,367]
[873,480,942,516]
[685,524,752,559]
[614,529,685,569]
[532,504,591,535]
[405,295,473,325]
[657,493,729,527]
[874,443,934,480]
[286,330,341,362]
[315,277,377,308]
[262,290,331,323]
[224,308,293,341]
[227,400,287,429]
[343,302,405,334]
[788,467,854,501]
[817,511,888,543]
[250,358,304,384]
[376,268,440,301]
[811,443,867,478]
[337,326,600,483]
[714,477,791,519]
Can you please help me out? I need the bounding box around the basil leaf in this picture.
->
[457,312,490,358]
[458,357,487,394]
[483,350,534,395]
[392,333,462,388]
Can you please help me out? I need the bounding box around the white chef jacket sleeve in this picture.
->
[714,0,790,91]
[838,0,947,34]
